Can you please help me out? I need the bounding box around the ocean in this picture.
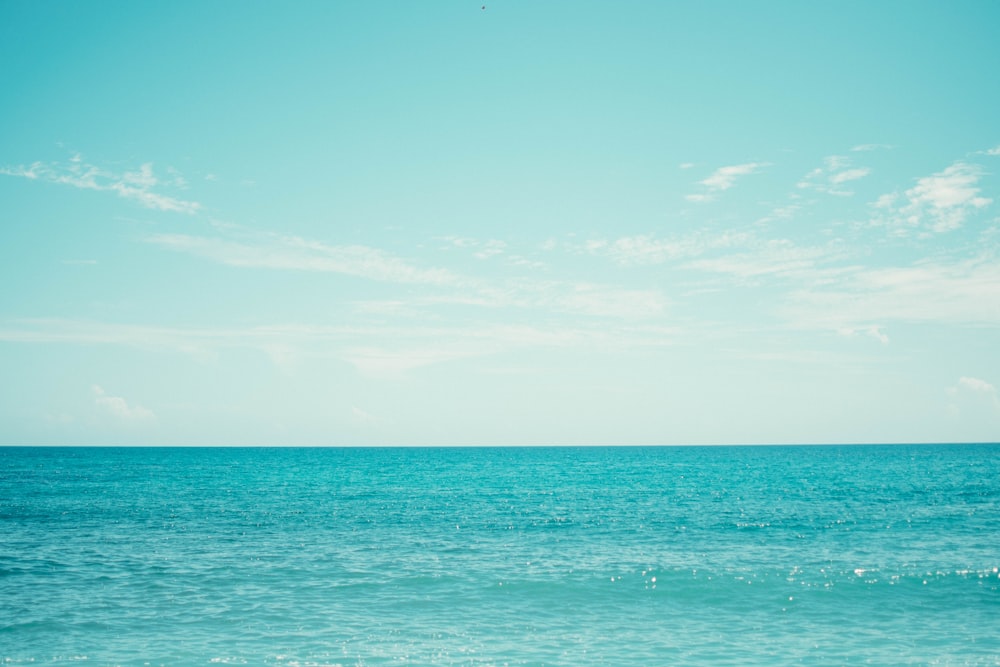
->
[1,444,998,666]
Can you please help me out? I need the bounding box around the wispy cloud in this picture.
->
[1,156,200,214]
[838,325,890,345]
[0,317,678,379]
[474,240,507,260]
[948,376,1000,411]
[342,320,678,376]
[149,232,460,286]
[583,231,751,267]
[686,162,768,202]
[150,226,665,319]
[797,155,870,196]
[701,163,768,191]
[958,376,996,393]
[683,239,847,281]
[782,255,1000,330]
[601,235,690,265]
[0,319,331,368]
[850,144,893,152]
[872,162,992,234]
[684,193,712,203]
[830,168,871,185]
[440,236,507,260]
[92,385,155,421]
[354,277,668,321]
[756,202,803,225]
[534,282,666,318]
[980,145,1000,156]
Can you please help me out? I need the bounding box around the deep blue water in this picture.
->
[1,444,998,666]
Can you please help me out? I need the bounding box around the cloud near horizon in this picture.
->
[958,376,996,394]
[781,255,1000,330]
[92,385,156,421]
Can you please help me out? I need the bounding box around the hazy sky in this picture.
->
[2,1,999,445]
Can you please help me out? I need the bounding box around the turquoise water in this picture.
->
[1,445,998,666]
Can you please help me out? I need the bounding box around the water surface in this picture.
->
[2,445,998,665]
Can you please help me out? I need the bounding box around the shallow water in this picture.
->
[2,444,998,665]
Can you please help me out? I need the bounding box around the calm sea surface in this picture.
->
[1,445,998,666]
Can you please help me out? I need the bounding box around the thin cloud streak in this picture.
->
[686,162,768,202]
[0,317,681,377]
[700,163,768,191]
[782,256,1000,330]
[149,232,460,286]
[149,229,668,320]
[1,157,200,214]
[797,155,870,196]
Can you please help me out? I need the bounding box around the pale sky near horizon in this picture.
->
[1,1,999,445]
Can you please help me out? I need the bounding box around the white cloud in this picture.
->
[874,162,992,234]
[602,235,688,265]
[92,385,155,421]
[441,236,477,249]
[782,255,1000,330]
[587,231,751,267]
[548,283,666,319]
[684,239,844,280]
[873,192,898,209]
[904,163,992,231]
[700,162,767,191]
[2,317,678,380]
[474,239,506,260]
[507,254,545,269]
[441,236,507,259]
[824,155,850,171]
[829,168,871,184]
[958,377,996,393]
[838,325,889,345]
[797,156,870,195]
[149,232,460,286]
[0,319,366,366]
[981,146,1000,156]
[949,377,1000,412]
[868,327,890,345]
[756,203,802,224]
[150,226,666,319]
[850,144,893,152]
[1,156,200,214]
[340,319,677,377]
[685,162,768,201]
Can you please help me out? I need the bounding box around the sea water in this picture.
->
[1,445,998,666]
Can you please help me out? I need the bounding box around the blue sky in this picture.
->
[2,1,999,445]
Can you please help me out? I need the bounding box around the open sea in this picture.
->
[1,444,998,666]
